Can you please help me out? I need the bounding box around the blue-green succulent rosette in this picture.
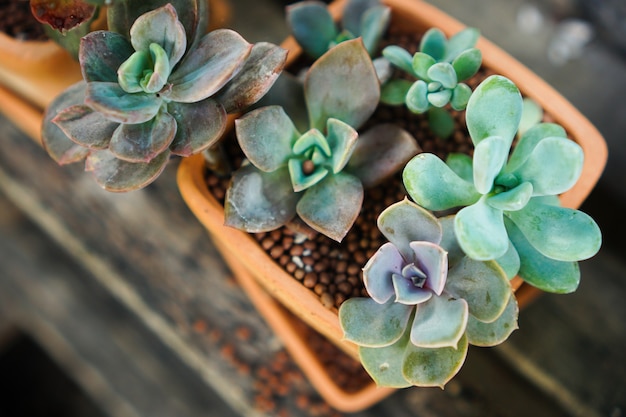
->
[42,1,286,192]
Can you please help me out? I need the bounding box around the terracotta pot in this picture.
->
[177,0,608,410]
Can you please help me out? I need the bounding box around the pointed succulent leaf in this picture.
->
[85,149,170,192]
[505,217,580,293]
[473,135,510,194]
[410,296,468,349]
[168,98,227,156]
[224,165,299,232]
[427,89,452,108]
[505,123,567,173]
[305,39,379,131]
[363,242,405,303]
[293,129,330,156]
[326,118,358,173]
[420,28,446,61]
[455,197,508,260]
[109,110,176,163]
[80,31,134,82]
[254,72,308,133]
[409,241,447,295]
[377,199,442,260]
[287,1,337,59]
[339,298,413,347]
[382,46,415,75]
[347,124,419,188]
[53,104,118,150]
[466,75,522,146]
[406,80,430,113]
[438,215,464,267]
[167,29,252,103]
[452,48,481,81]
[446,257,510,323]
[487,181,533,211]
[42,82,91,165]
[495,241,521,279]
[342,0,380,35]
[380,79,412,105]
[85,82,162,124]
[506,200,602,262]
[216,42,288,113]
[392,275,433,305]
[358,326,413,388]
[511,137,583,196]
[518,98,544,137]
[297,172,364,241]
[235,106,298,172]
[427,63,457,89]
[288,159,329,192]
[129,4,186,67]
[446,153,473,183]
[466,292,518,346]
[450,83,472,111]
[360,5,391,56]
[403,153,480,211]
[444,27,480,62]
[402,334,468,388]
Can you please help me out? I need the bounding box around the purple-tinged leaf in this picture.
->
[168,99,227,156]
[53,104,118,149]
[409,241,448,296]
[85,82,162,124]
[80,31,134,82]
[392,275,433,305]
[363,242,404,304]
[109,111,176,163]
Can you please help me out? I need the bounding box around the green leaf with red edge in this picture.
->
[30,0,96,32]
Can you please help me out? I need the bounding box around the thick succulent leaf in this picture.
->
[473,135,510,194]
[360,5,391,55]
[42,82,91,165]
[487,181,533,211]
[80,31,134,82]
[427,108,454,138]
[326,119,358,173]
[518,98,544,137]
[506,200,602,262]
[392,275,433,305]
[412,52,436,80]
[109,111,176,162]
[377,199,442,261]
[444,28,480,62]
[305,39,379,131]
[347,124,419,188]
[455,197,508,260]
[168,98,227,156]
[224,165,299,232]
[292,129,330,157]
[288,159,329,192]
[410,241,448,295]
[363,242,405,304]
[446,257,510,323]
[53,104,118,150]
[382,46,415,75]
[438,215,464,267]
[129,4,186,68]
[167,29,252,103]
[511,137,583,196]
[402,334,468,388]
[450,83,472,111]
[410,296,468,349]
[505,217,580,293]
[466,75,522,146]
[495,240,521,279]
[403,153,480,211]
[31,0,96,32]
[297,172,364,241]
[446,153,473,183]
[339,298,413,347]
[341,0,380,35]
[466,292,518,346]
[85,82,162,124]
[427,89,452,108]
[452,48,481,81]
[235,106,297,172]
[287,1,337,59]
[118,43,170,94]
[427,63,457,89]
[380,79,412,105]
[216,42,288,113]
[85,149,170,192]
[358,326,412,388]
[419,28,446,61]
[253,72,308,133]
[373,56,393,84]
[505,123,567,173]
[406,80,430,113]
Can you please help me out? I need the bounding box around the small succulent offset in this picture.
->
[286,0,390,59]
[381,27,482,138]
[403,75,602,293]
[224,39,419,242]
[339,199,517,388]
[42,1,286,192]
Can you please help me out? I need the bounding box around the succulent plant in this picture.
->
[287,0,390,59]
[339,199,516,388]
[42,1,287,192]
[224,39,419,242]
[381,27,482,138]
[402,75,602,293]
